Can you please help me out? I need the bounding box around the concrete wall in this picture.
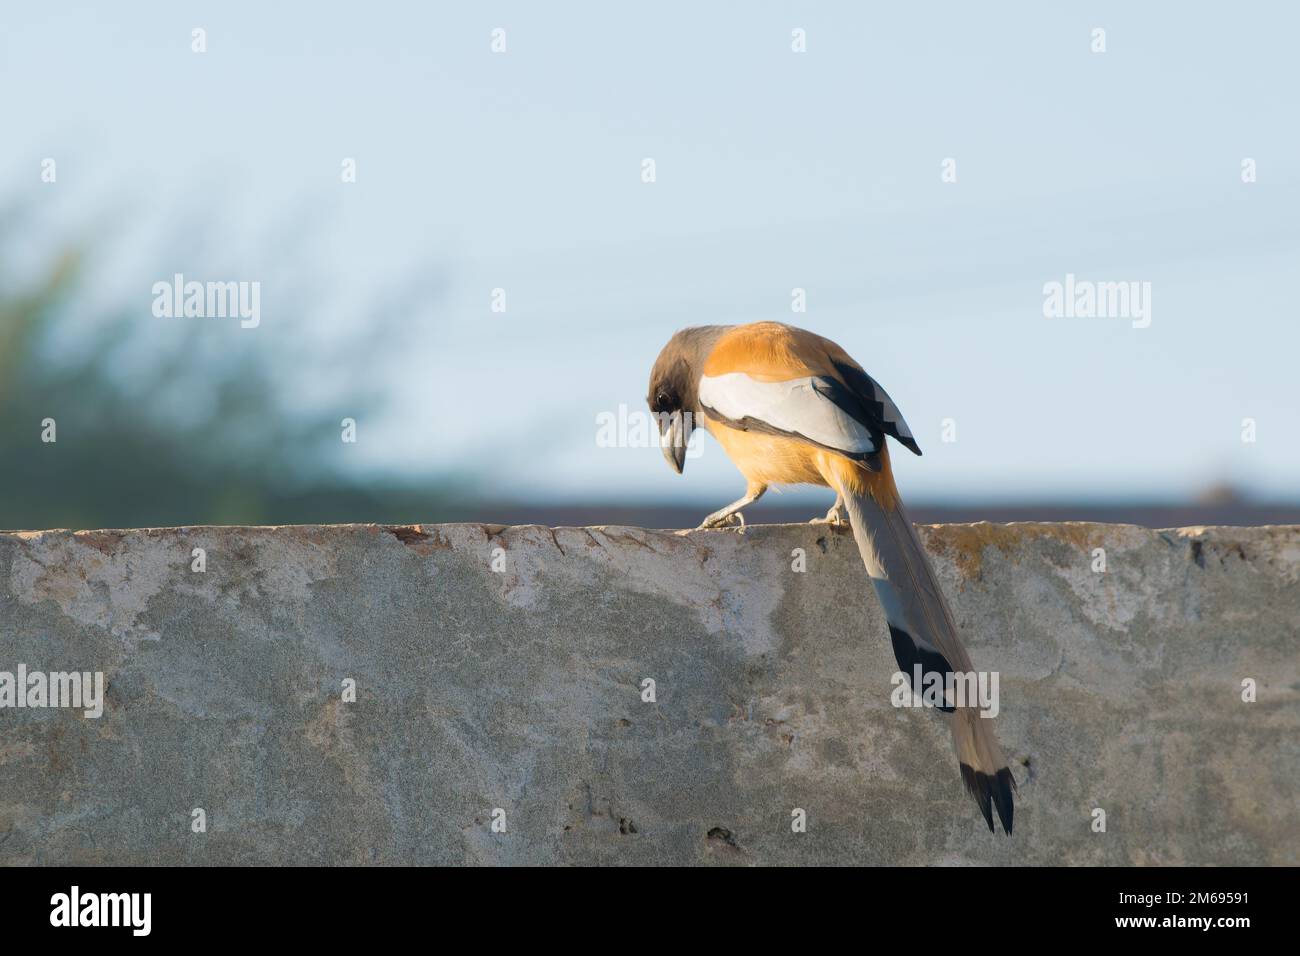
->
[1,521,1296,865]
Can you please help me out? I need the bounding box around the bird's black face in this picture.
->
[647,372,691,475]
[649,327,723,476]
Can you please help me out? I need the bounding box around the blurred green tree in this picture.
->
[0,205,458,530]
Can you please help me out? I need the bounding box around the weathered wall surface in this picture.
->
[0,521,1296,866]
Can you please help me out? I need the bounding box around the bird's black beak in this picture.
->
[658,409,687,474]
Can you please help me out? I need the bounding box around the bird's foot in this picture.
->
[809,503,846,527]
[698,510,746,534]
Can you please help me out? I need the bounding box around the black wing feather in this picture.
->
[832,361,923,456]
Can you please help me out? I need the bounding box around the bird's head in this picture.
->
[647,325,728,474]
[647,357,692,475]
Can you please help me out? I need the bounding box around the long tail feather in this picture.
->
[835,466,1016,834]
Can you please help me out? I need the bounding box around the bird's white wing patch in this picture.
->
[699,372,877,454]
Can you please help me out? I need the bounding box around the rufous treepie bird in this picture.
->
[647,321,1016,834]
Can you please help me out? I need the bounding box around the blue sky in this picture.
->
[4,1,1298,504]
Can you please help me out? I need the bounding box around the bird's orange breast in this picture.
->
[700,414,826,487]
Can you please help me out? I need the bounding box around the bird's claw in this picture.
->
[809,506,846,527]
[698,511,746,533]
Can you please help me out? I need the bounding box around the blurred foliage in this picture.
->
[0,205,457,530]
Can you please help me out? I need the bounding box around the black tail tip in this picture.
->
[960,764,1016,835]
